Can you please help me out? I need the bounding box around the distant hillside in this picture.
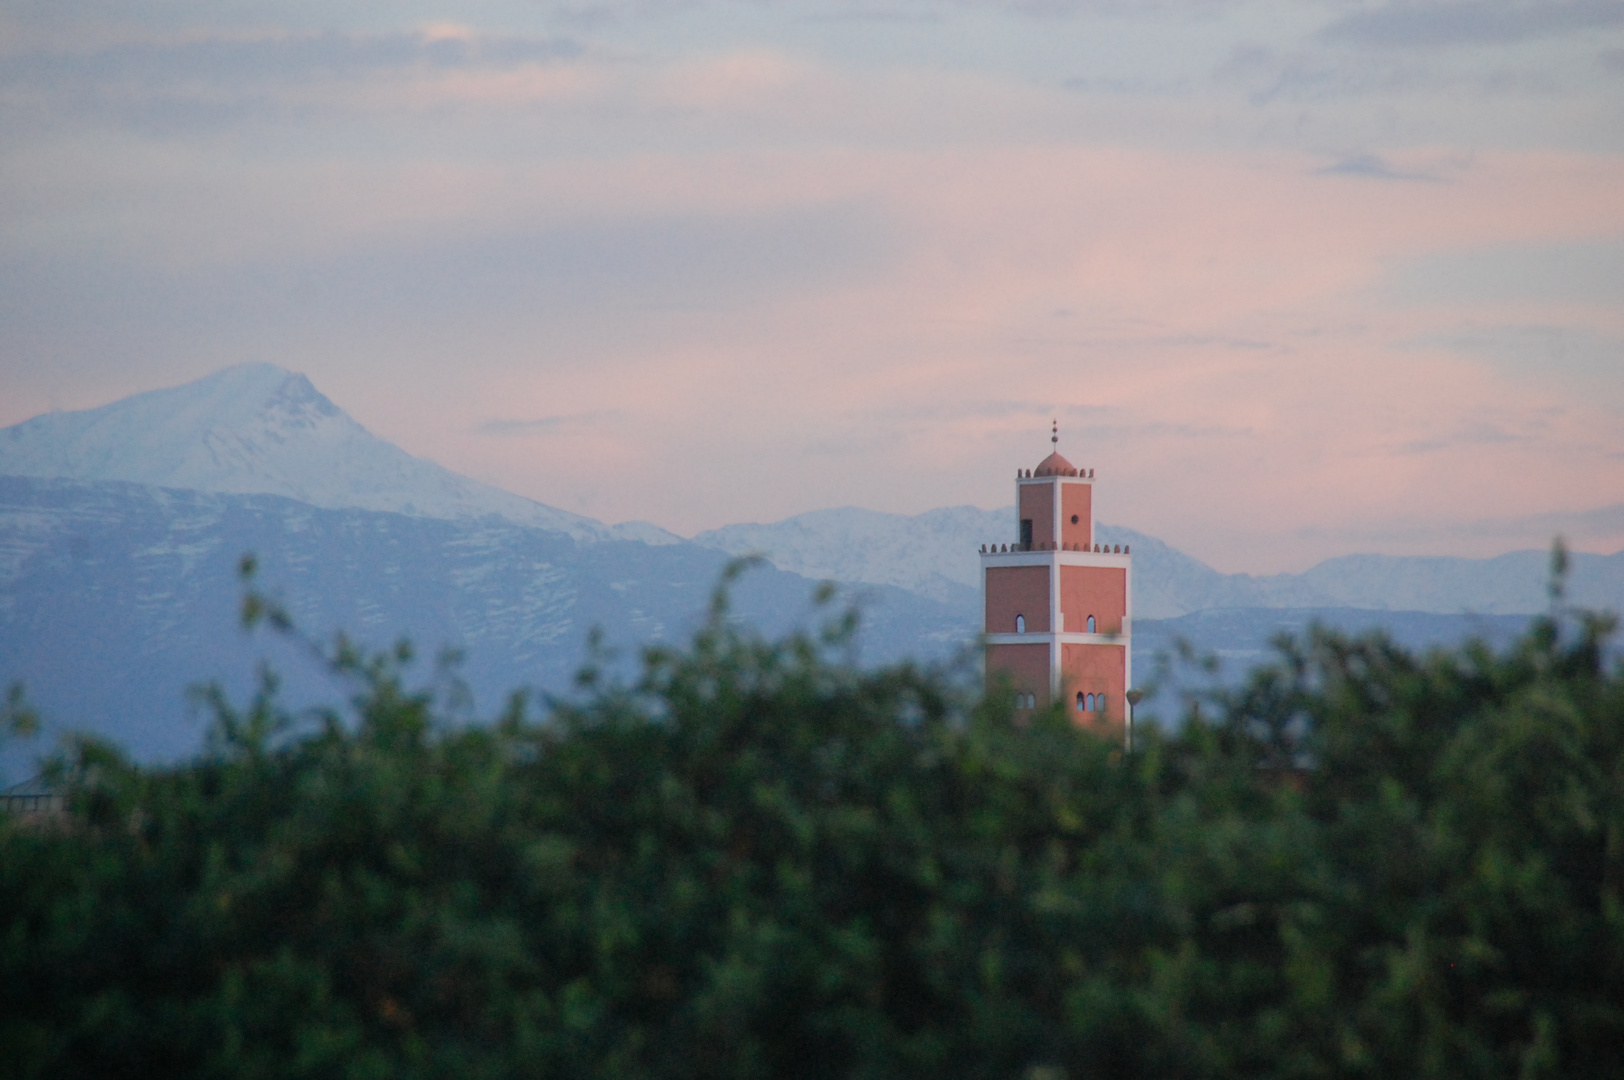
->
[1132,607,1536,689]
[0,476,967,771]
[1287,551,1623,614]
[693,506,1261,619]
[695,506,1623,618]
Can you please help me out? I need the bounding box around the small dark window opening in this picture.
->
[1015,614,1026,634]
[1070,514,1079,524]
[1019,519,1033,549]
[1075,692,1085,711]
[1087,615,1096,633]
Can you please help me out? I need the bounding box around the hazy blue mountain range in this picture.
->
[0,474,967,770]
[1,364,1618,772]
[696,508,1624,619]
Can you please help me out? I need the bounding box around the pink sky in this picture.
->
[2,2,1621,573]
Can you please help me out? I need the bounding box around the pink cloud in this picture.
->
[5,41,1621,572]
[409,139,1624,570]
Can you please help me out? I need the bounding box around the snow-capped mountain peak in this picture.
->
[0,364,679,543]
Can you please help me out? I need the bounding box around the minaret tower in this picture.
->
[980,423,1132,740]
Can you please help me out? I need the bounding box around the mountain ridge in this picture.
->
[4,365,1620,619]
[695,506,1622,617]
[0,364,680,544]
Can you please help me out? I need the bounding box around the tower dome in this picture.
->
[1034,451,1075,477]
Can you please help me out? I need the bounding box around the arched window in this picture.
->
[1087,615,1096,633]
[1075,691,1085,711]
[1085,693,1095,711]
[1096,693,1106,713]
[1015,614,1026,634]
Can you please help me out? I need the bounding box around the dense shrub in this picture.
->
[2,567,1621,1078]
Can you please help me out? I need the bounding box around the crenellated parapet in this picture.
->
[1021,466,1093,478]
[982,542,1129,554]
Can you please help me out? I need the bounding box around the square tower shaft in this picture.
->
[981,454,1132,740]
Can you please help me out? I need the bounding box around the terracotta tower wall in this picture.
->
[984,565,1050,634]
[986,642,1052,707]
[1059,565,1126,635]
[1018,483,1056,548]
[1061,643,1127,727]
[1060,483,1092,548]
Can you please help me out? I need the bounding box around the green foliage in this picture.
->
[2,682,39,743]
[2,568,1621,1079]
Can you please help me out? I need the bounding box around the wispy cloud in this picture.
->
[2,0,1622,574]
[799,7,947,26]
[4,29,583,88]
[1410,324,1624,411]
[1316,153,1444,182]
[1388,417,1531,457]
[477,410,621,436]
[1322,0,1624,49]
[0,27,588,133]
